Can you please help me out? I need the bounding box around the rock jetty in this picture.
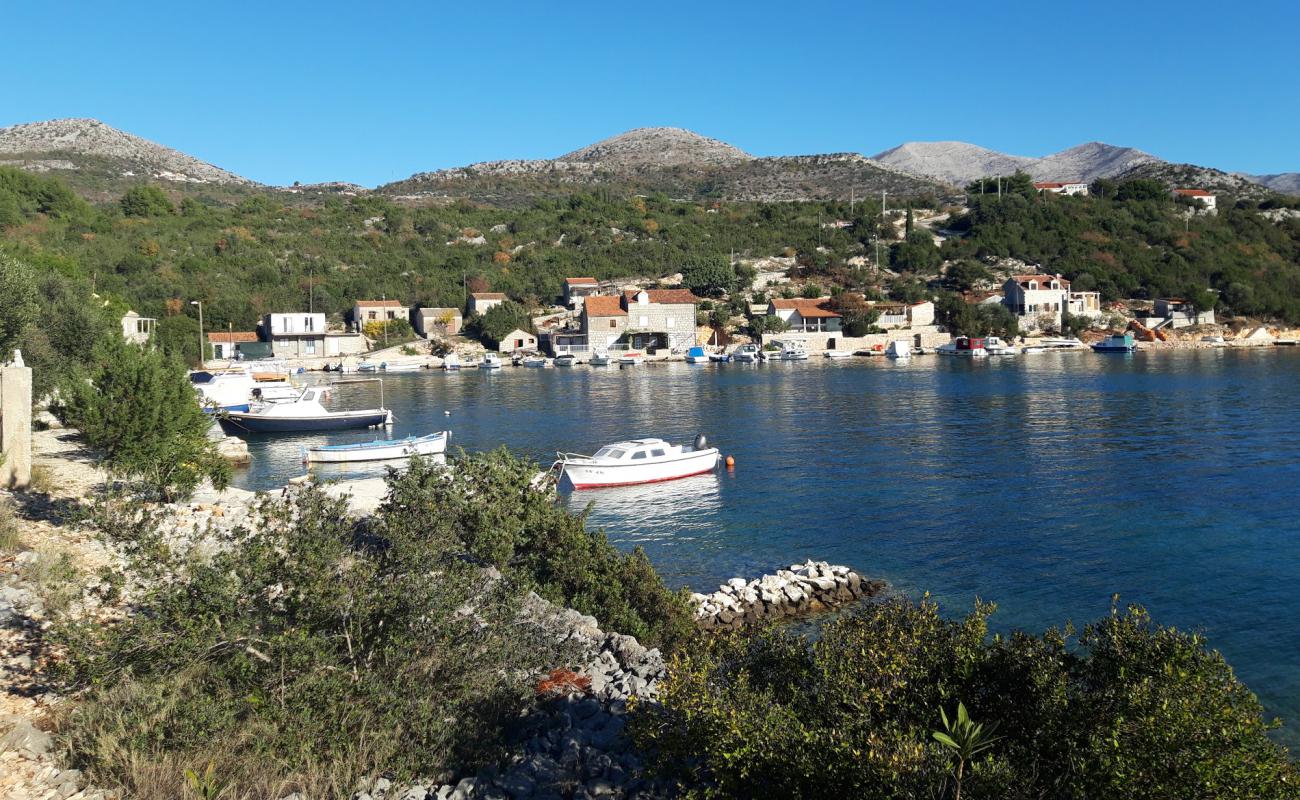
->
[691,560,884,631]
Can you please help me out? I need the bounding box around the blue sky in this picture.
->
[4,0,1297,186]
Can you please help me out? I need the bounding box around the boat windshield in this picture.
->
[594,447,626,459]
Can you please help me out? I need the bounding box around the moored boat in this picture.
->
[1038,337,1086,350]
[983,336,1018,356]
[190,368,299,412]
[380,360,423,372]
[685,346,708,364]
[708,351,731,363]
[218,386,392,434]
[937,337,988,357]
[732,343,762,363]
[303,431,449,463]
[442,352,462,371]
[589,352,612,366]
[479,352,503,369]
[823,350,853,359]
[554,353,577,367]
[885,340,911,359]
[523,355,548,367]
[1091,333,1137,353]
[618,352,645,366]
[778,341,808,360]
[552,435,720,489]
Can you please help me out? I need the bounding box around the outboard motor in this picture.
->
[693,433,708,451]
[251,387,263,399]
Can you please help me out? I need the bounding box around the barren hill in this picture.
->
[560,127,753,169]
[872,140,1161,185]
[0,118,253,188]
[1114,161,1275,199]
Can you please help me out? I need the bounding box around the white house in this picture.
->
[562,277,601,309]
[207,331,259,360]
[261,312,326,357]
[1172,188,1216,211]
[1002,275,1102,330]
[497,328,538,353]
[120,311,156,345]
[1033,181,1089,196]
[576,289,700,353]
[411,307,463,338]
[767,298,842,333]
[352,299,410,330]
[469,292,507,315]
[869,300,935,329]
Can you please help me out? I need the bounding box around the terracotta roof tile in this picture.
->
[583,296,626,316]
[622,289,701,305]
[565,277,599,285]
[355,299,404,307]
[207,331,260,343]
[471,292,507,300]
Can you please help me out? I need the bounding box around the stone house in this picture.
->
[352,299,409,331]
[1002,275,1101,330]
[207,331,260,360]
[497,328,538,353]
[870,300,935,329]
[577,289,701,352]
[411,307,463,338]
[563,277,601,309]
[470,292,507,315]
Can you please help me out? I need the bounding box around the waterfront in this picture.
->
[232,349,1300,733]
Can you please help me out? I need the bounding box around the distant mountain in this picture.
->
[1115,161,1276,199]
[381,127,948,203]
[872,140,1161,185]
[0,118,254,195]
[1249,173,1300,195]
[871,142,1038,185]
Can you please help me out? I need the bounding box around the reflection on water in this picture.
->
[230,352,1300,739]
[307,453,447,483]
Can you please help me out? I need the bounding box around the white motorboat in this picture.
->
[442,352,462,371]
[618,351,645,366]
[983,336,1019,356]
[589,352,612,366]
[218,386,392,434]
[937,337,989,357]
[708,352,731,363]
[1038,337,1086,350]
[885,340,911,359]
[732,343,762,363]
[1201,335,1227,347]
[380,360,423,372]
[554,353,577,367]
[479,353,502,369]
[523,355,548,367]
[190,368,299,412]
[552,435,720,490]
[823,350,853,359]
[1021,346,1046,354]
[685,346,708,364]
[357,362,379,373]
[303,431,449,464]
[778,342,808,361]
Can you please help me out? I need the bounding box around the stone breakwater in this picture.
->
[691,560,884,631]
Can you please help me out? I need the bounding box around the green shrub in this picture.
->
[54,335,229,501]
[633,598,1296,799]
[377,450,695,651]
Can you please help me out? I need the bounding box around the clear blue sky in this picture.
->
[4,0,1297,186]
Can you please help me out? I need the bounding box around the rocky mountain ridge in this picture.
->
[873,140,1161,185]
[0,118,253,186]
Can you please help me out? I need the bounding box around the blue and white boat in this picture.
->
[190,368,298,413]
[303,431,448,464]
[1091,333,1137,353]
[218,387,392,434]
[685,346,708,364]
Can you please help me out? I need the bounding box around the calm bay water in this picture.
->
[232,350,1300,735]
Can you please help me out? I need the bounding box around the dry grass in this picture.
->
[0,499,20,552]
[27,464,59,495]
[22,545,81,615]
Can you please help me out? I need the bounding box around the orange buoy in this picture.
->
[725,455,735,468]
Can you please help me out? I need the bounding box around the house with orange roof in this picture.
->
[351,299,410,330]
[1171,188,1216,211]
[1033,181,1089,196]
[1002,274,1101,330]
[766,298,842,333]
[564,288,701,355]
[207,330,260,360]
[469,292,507,315]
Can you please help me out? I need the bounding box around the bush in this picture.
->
[633,598,1296,799]
[57,483,569,797]
[467,301,533,348]
[681,256,735,298]
[120,185,175,217]
[55,335,229,500]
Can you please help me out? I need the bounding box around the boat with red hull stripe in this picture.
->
[553,436,719,490]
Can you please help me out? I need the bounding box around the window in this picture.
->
[609,320,617,329]
[639,315,648,327]
[650,449,666,457]
[665,316,674,328]
[596,447,626,460]
[368,311,377,321]
[631,450,648,460]
[305,340,316,355]
[305,316,315,332]
[387,311,395,320]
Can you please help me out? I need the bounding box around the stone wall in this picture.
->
[0,364,32,490]
[762,329,949,353]
[691,561,884,631]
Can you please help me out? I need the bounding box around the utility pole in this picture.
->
[309,262,314,314]
[382,293,389,347]
[190,300,204,366]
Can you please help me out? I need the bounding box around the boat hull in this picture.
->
[306,432,448,463]
[560,449,720,490]
[1091,345,1136,353]
[219,410,390,434]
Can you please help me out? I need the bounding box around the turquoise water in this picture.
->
[232,351,1300,737]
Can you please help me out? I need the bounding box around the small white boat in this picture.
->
[885,340,911,359]
[523,356,548,368]
[554,353,577,367]
[442,352,462,371]
[1021,346,1046,354]
[380,360,423,372]
[778,342,808,361]
[937,337,988,358]
[1038,337,1086,350]
[823,350,853,359]
[732,343,762,363]
[303,431,449,464]
[552,435,720,490]
[357,362,379,373]
[219,386,392,434]
[479,353,502,369]
[685,346,708,364]
[983,336,1018,356]
[618,351,645,366]
[1201,335,1227,347]
[708,352,731,363]
[190,368,300,412]
[589,352,612,366]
